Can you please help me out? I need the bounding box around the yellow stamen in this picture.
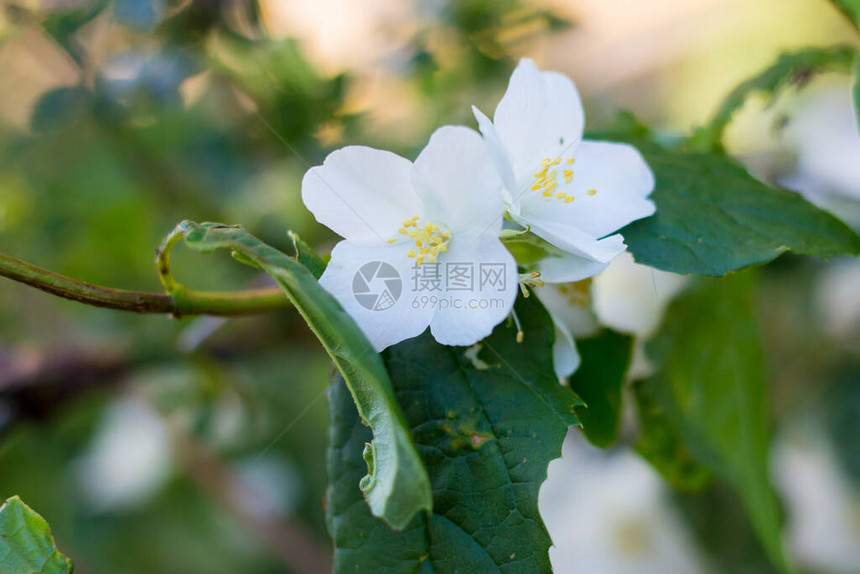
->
[588,188,597,195]
[564,196,574,203]
[387,238,397,244]
[556,192,566,199]
[566,158,575,165]
[407,249,416,258]
[563,169,573,178]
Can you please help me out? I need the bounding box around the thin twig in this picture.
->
[0,252,290,317]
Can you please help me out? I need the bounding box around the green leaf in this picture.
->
[288,230,327,279]
[40,0,110,65]
[613,137,860,275]
[568,329,633,448]
[632,380,713,491]
[688,46,856,152]
[831,0,860,31]
[327,295,582,572]
[31,87,90,133]
[172,221,431,529]
[0,496,73,574]
[500,230,566,265]
[641,272,789,572]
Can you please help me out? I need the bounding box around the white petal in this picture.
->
[535,284,599,338]
[302,146,420,246]
[536,251,612,284]
[551,319,581,379]
[411,125,504,239]
[493,58,585,188]
[428,234,517,346]
[592,252,688,337]
[519,140,656,239]
[521,209,628,264]
[319,241,434,351]
[472,105,518,199]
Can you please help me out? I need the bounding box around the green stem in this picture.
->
[689,45,857,153]
[0,252,289,317]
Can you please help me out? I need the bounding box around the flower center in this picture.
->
[530,156,597,203]
[555,278,592,308]
[387,215,451,266]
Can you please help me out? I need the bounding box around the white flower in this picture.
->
[592,252,688,338]
[540,431,707,574]
[473,58,657,283]
[534,279,598,379]
[774,421,860,573]
[537,252,688,379]
[302,125,518,351]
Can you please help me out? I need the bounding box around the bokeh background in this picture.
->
[0,1,858,573]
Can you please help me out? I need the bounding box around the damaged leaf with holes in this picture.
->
[327,294,582,572]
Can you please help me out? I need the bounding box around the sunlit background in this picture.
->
[0,0,858,572]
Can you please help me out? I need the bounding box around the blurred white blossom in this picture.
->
[74,397,172,512]
[537,252,687,379]
[814,257,860,342]
[782,83,860,230]
[774,423,860,574]
[540,431,707,574]
[593,251,688,338]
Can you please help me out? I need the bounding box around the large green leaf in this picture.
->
[170,221,431,529]
[640,272,789,571]
[831,0,860,31]
[568,330,633,448]
[0,496,73,574]
[632,380,713,492]
[613,137,860,275]
[327,295,581,572]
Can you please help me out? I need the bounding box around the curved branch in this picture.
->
[689,45,856,152]
[0,252,289,317]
